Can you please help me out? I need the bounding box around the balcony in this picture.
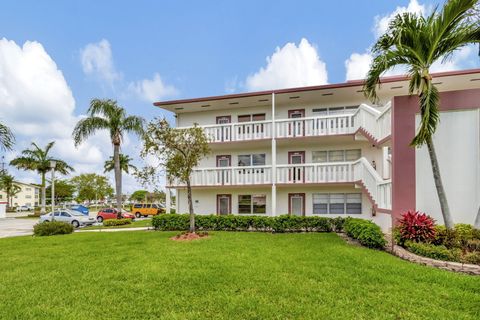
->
[170,166,273,187]
[177,103,391,144]
[202,120,272,143]
[168,158,392,210]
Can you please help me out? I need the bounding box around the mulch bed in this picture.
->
[170,232,209,241]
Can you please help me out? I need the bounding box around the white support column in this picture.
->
[165,188,171,213]
[271,92,277,216]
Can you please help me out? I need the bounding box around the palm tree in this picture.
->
[0,121,15,151]
[364,0,480,229]
[0,173,21,208]
[104,154,137,174]
[73,99,144,213]
[10,142,74,214]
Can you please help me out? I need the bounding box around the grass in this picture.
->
[81,219,152,230]
[0,232,478,319]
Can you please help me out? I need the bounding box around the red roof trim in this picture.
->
[153,68,480,107]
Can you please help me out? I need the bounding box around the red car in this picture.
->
[96,208,135,223]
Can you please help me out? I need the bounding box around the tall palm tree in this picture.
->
[0,121,15,151]
[0,173,21,208]
[10,142,74,214]
[73,99,144,213]
[364,0,480,229]
[104,154,137,174]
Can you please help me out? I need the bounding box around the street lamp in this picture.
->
[50,160,56,221]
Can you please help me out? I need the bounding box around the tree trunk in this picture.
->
[426,137,454,229]
[474,205,480,229]
[113,143,122,218]
[40,173,46,214]
[186,179,195,233]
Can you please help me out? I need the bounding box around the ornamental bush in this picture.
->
[397,210,436,244]
[343,218,386,249]
[33,221,74,236]
[405,241,459,262]
[103,219,132,227]
[152,214,337,233]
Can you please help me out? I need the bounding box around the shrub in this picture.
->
[397,210,436,244]
[103,219,132,227]
[152,214,339,233]
[405,241,458,262]
[34,221,74,236]
[343,218,386,249]
[462,252,480,265]
[432,225,460,248]
[454,224,474,246]
[331,217,345,232]
[466,239,480,252]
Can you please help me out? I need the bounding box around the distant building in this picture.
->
[0,181,40,207]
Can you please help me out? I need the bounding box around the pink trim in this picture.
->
[391,88,480,225]
[154,68,480,107]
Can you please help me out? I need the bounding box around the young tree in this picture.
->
[141,118,210,233]
[10,142,74,214]
[0,121,15,151]
[364,0,480,229]
[0,173,21,208]
[104,154,137,174]
[129,190,148,202]
[72,99,144,214]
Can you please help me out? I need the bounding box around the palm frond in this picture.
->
[0,121,15,151]
[72,116,110,146]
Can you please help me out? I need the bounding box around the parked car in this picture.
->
[16,205,33,212]
[96,208,135,223]
[68,205,89,215]
[131,203,165,218]
[39,209,95,228]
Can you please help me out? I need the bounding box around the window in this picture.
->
[238,113,266,122]
[26,195,32,199]
[60,212,71,217]
[346,194,362,214]
[238,195,251,214]
[238,154,266,166]
[312,149,361,163]
[133,204,142,208]
[238,194,266,214]
[312,193,362,214]
[26,187,31,191]
[312,106,359,115]
[312,194,328,214]
[146,204,152,208]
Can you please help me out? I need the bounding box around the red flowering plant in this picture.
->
[397,210,436,244]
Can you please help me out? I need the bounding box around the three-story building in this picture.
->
[155,69,480,230]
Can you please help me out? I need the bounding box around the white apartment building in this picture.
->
[156,69,480,230]
[0,181,40,208]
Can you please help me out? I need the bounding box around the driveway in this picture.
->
[0,218,37,238]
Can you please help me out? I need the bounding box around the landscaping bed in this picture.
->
[0,231,478,319]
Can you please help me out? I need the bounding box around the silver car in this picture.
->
[39,209,95,228]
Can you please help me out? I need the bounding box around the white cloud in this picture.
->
[345,52,373,81]
[373,0,425,38]
[245,38,328,91]
[345,1,478,80]
[128,73,178,102]
[0,38,144,193]
[80,39,121,85]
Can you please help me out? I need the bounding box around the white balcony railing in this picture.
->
[171,166,272,187]
[276,162,355,184]
[201,120,272,143]
[169,158,391,210]
[177,103,391,144]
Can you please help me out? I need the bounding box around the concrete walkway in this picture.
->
[0,218,36,238]
[76,227,153,233]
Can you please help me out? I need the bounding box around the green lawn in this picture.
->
[0,232,478,320]
[82,219,152,230]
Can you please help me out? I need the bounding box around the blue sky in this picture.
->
[0,0,478,193]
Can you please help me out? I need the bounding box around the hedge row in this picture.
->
[152,214,346,233]
[33,221,74,236]
[343,218,386,249]
[103,219,132,227]
[405,241,459,262]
